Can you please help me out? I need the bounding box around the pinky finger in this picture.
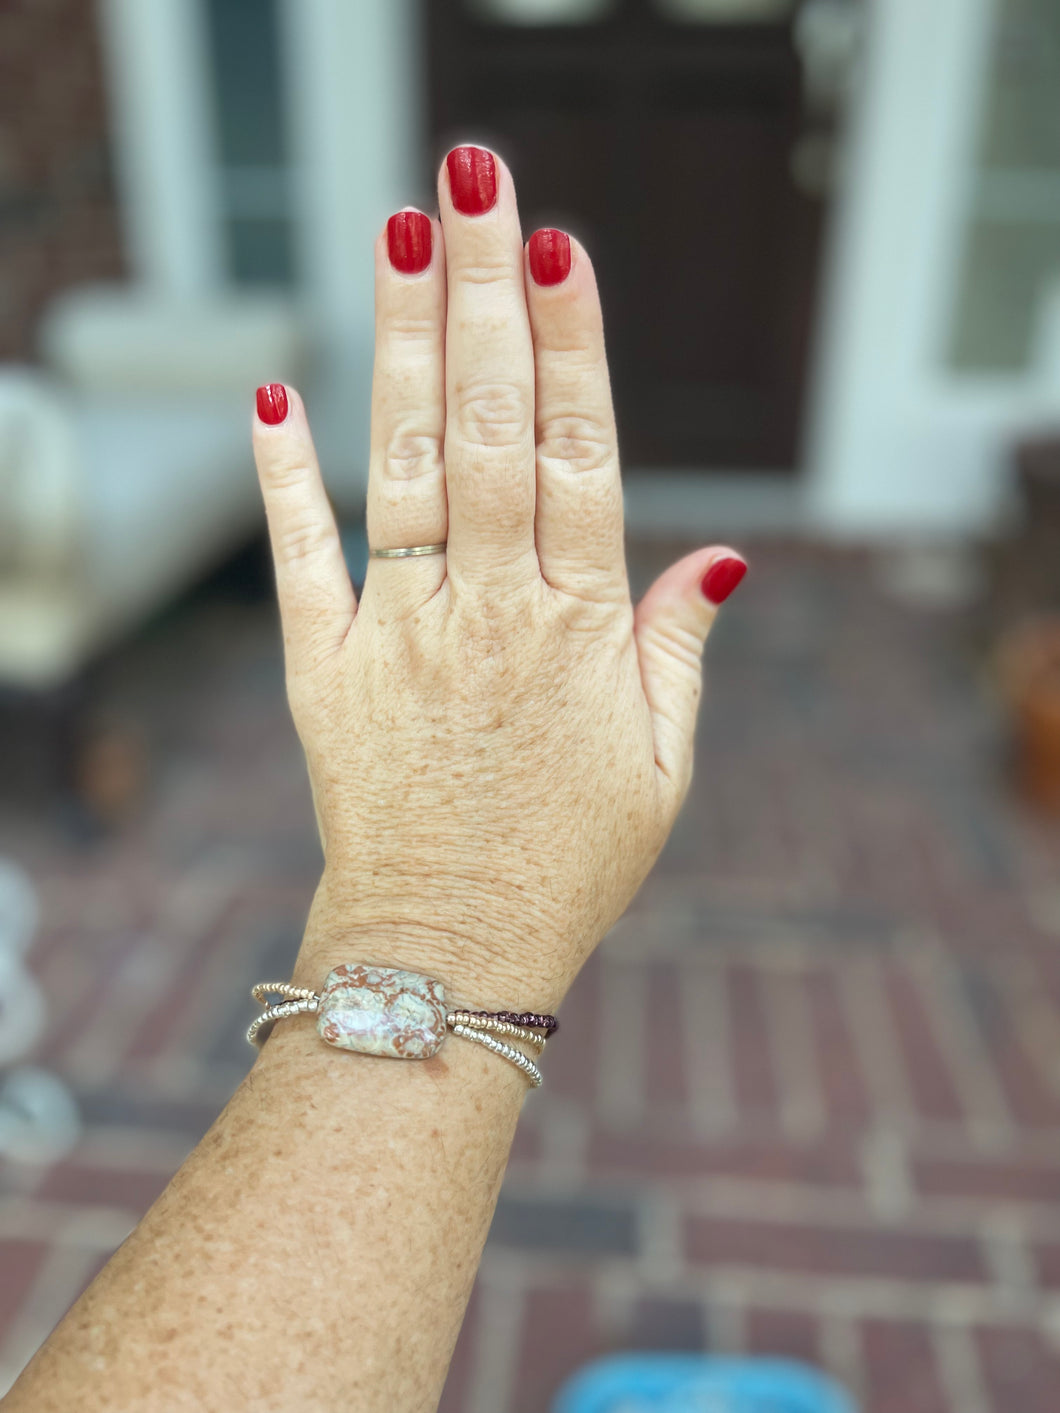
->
[252,384,357,675]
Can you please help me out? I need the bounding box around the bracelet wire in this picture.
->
[461,1008,559,1035]
[246,979,553,1088]
[449,1022,543,1087]
[447,1011,549,1052]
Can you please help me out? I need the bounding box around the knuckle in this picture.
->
[382,430,442,482]
[536,413,614,474]
[453,255,518,286]
[385,313,439,341]
[641,616,705,675]
[275,515,332,567]
[261,459,314,493]
[451,378,531,450]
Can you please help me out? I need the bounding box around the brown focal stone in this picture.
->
[316,965,447,1059]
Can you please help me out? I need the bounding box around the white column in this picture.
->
[804,0,1060,536]
[279,0,423,502]
[95,0,224,293]
[804,0,1000,534]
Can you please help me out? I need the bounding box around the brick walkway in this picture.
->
[3,542,1060,1410]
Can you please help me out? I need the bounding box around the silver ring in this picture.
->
[369,542,447,559]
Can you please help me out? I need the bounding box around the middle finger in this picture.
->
[440,146,538,589]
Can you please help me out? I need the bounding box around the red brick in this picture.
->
[804,969,872,1125]
[1034,951,1060,1018]
[0,1241,48,1341]
[0,0,123,361]
[42,930,140,1060]
[75,1248,113,1299]
[883,964,966,1124]
[507,1118,541,1167]
[538,957,601,1103]
[913,1153,1060,1206]
[644,965,688,1107]
[726,964,780,1119]
[626,1295,705,1351]
[990,1036,1060,1129]
[961,973,1060,1130]
[860,1319,949,1413]
[588,1130,861,1186]
[975,1325,1060,1413]
[37,1247,113,1340]
[39,1161,170,1214]
[126,902,240,1061]
[437,1281,480,1413]
[514,1283,602,1413]
[745,1306,821,1365]
[686,1215,987,1284]
[1030,1240,1060,1289]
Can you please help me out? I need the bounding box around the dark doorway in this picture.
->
[425,0,830,471]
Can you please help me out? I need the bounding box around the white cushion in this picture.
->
[38,285,307,395]
[0,368,81,573]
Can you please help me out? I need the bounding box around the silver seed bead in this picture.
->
[251,981,320,1007]
[447,1013,547,1051]
[246,993,318,1048]
[450,1023,542,1088]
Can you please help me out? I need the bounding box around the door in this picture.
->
[425,0,835,470]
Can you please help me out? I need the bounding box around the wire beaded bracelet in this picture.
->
[246,966,557,1089]
[455,1009,559,1036]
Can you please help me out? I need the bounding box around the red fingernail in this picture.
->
[528,228,571,286]
[256,384,288,426]
[446,146,497,216]
[387,210,432,274]
[700,555,747,605]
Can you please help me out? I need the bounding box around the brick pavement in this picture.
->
[0,0,124,361]
[4,542,1060,1410]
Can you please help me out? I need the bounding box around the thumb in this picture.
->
[634,547,747,797]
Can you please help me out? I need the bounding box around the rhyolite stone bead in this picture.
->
[316,965,447,1059]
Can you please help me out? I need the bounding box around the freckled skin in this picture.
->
[6,150,740,1413]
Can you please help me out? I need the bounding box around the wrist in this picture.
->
[290,877,573,1014]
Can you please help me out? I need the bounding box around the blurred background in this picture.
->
[3,0,1060,1408]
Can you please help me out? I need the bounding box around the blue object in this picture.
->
[553,1356,858,1413]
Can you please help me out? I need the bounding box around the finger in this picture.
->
[363,209,448,615]
[524,230,625,601]
[440,145,538,587]
[252,384,356,674]
[635,548,748,798]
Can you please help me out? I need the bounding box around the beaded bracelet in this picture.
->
[456,1008,558,1036]
[246,965,556,1089]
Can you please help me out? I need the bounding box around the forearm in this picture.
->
[4,911,548,1413]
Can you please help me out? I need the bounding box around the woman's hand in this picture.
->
[6,154,744,1410]
[252,146,745,1010]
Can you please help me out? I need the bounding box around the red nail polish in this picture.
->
[528,228,571,286]
[256,384,288,426]
[387,210,432,274]
[446,146,497,216]
[700,556,747,605]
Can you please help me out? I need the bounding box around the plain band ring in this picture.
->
[369,542,447,559]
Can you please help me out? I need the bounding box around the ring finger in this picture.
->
[363,208,448,613]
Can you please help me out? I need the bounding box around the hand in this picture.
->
[252,146,745,1010]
